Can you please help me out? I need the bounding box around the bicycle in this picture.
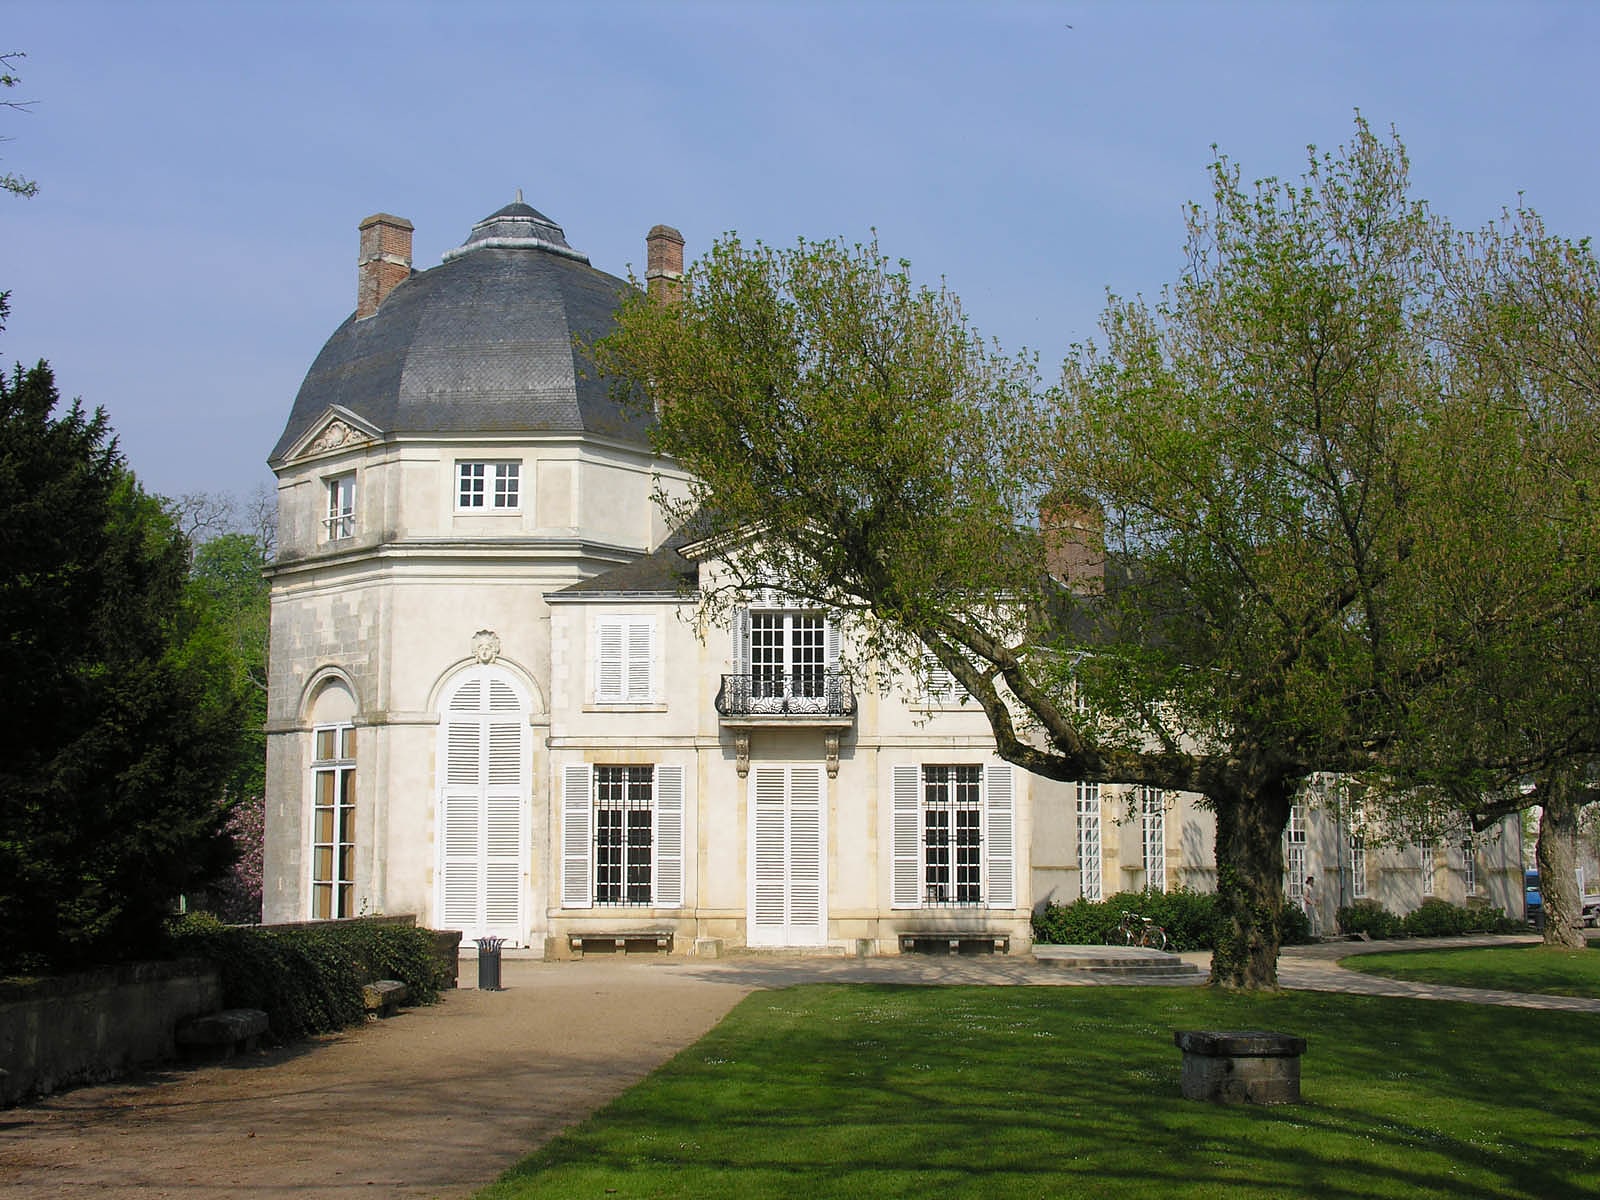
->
[1105,909,1168,951]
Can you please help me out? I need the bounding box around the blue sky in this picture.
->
[4,0,1599,500]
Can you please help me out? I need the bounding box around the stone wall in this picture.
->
[0,959,220,1107]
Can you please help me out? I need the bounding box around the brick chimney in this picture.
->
[1042,498,1105,593]
[645,224,685,302]
[356,213,414,319]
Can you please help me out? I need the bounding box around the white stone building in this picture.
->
[260,199,1523,952]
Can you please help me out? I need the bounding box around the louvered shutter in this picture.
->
[788,767,825,939]
[596,620,624,701]
[654,764,685,907]
[825,619,840,669]
[892,765,921,908]
[483,717,524,933]
[562,764,592,907]
[985,764,1015,908]
[733,607,751,674]
[440,790,481,927]
[626,619,654,702]
[750,766,787,935]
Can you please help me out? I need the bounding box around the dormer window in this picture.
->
[325,473,356,541]
[458,461,521,510]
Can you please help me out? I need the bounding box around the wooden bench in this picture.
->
[567,930,674,958]
[362,979,408,1019]
[1174,1030,1306,1105]
[176,1008,269,1059]
[898,933,1010,956]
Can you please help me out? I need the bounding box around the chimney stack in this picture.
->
[357,213,414,319]
[1041,498,1105,593]
[645,224,685,302]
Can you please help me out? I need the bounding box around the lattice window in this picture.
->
[1284,803,1308,904]
[324,474,356,540]
[1462,839,1477,897]
[594,766,654,905]
[1140,786,1166,891]
[1077,782,1102,901]
[923,765,983,905]
[311,724,356,919]
[457,461,521,510]
[1419,838,1434,896]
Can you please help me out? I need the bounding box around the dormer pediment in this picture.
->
[279,406,384,465]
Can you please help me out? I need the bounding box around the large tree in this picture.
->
[0,333,249,972]
[595,120,1523,988]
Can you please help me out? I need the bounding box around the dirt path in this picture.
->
[1,959,758,1199]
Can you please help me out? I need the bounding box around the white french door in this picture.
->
[747,764,827,946]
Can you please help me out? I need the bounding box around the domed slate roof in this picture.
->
[270,200,648,464]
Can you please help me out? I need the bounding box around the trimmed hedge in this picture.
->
[1031,888,1313,953]
[165,914,451,1041]
[1335,897,1521,939]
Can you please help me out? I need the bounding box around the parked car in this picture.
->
[1524,869,1599,928]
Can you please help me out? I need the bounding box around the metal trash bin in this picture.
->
[475,936,506,991]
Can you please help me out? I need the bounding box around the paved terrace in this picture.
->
[2,935,1591,1199]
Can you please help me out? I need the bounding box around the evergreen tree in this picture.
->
[0,335,246,972]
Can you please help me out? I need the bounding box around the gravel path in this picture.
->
[3,936,1585,1199]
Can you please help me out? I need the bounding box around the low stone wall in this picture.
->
[0,959,221,1107]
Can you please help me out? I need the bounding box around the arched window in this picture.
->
[436,667,529,943]
[308,679,357,920]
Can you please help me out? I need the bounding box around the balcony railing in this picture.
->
[716,671,856,719]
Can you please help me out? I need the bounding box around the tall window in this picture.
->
[561,764,684,909]
[922,765,982,904]
[1077,782,1102,901]
[457,461,520,510]
[325,474,356,540]
[594,616,655,703]
[1462,840,1477,897]
[1418,838,1435,897]
[1350,835,1368,900]
[1140,785,1166,890]
[311,723,356,919]
[1285,803,1308,904]
[750,610,825,699]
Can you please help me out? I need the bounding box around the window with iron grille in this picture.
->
[594,766,654,905]
[922,765,982,904]
[324,474,356,540]
[1140,785,1166,890]
[1284,803,1308,904]
[1077,781,1102,901]
[457,461,521,510]
[311,724,357,918]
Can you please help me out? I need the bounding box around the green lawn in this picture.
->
[476,985,1600,1199]
[1346,941,1600,998]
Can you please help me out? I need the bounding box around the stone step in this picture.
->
[1032,944,1204,979]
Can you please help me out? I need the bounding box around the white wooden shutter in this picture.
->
[892,764,921,908]
[733,607,751,674]
[788,767,824,936]
[483,717,524,933]
[440,790,481,927]
[626,619,654,702]
[562,764,592,907]
[596,619,624,701]
[825,619,840,670]
[985,763,1015,908]
[750,765,787,933]
[654,764,685,907]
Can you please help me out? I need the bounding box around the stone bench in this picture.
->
[1174,1030,1306,1104]
[176,1008,269,1059]
[568,930,674,958]
[362,979,408,1019]
[898,932,1010,956]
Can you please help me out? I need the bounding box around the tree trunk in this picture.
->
[1209,776,1293,989]
[1537,768,1586,950]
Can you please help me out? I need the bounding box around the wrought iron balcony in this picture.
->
[715,671,856,719]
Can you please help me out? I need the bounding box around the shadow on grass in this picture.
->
[479,985,1600,1200]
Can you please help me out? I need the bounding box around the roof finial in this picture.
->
[515,187,524,204]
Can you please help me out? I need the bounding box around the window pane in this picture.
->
[314,846,334,880]
[339,806,355,844]
[316,772,336,807]
[312,884,331,920]
[341,727,357,758]
[316,729,335,761]
[315,808,335,843]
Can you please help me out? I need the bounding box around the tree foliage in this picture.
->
[0,343,249,973]
[1,50,38,198]
[596,118,1561,988]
